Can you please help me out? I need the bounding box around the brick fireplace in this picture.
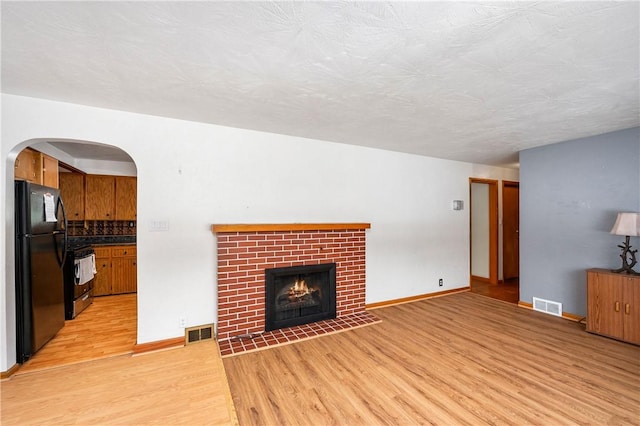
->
[212,223,371,343]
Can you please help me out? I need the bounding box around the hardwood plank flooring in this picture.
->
[471,277,519,303]
[3,292,638,425]
[15,294,137,374]
[224,292,640,425]
[1,340,238,425]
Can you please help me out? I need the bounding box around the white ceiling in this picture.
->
[2,1,639,168]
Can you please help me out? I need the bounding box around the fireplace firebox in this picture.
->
[265,263,337,332]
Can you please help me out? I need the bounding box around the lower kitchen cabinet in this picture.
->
[92,245,137,296]
[112,247,137,294]
[93,247,112,296]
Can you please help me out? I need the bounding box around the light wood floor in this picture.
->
[223,292,640,425]
[15,294,137,374]
[3,292,639,425]
[1,340,238,425]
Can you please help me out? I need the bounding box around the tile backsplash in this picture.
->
[68,220,136,237]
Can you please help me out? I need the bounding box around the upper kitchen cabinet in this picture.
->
[41,154,59,188]
[85,175,137,221]
[59,173,85,220]
[14,148,40,182]
[85,175,116,220]
[115,176,137,220]
[14,148,59,188]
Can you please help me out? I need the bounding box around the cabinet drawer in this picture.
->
[112,247,136,257]
[93,247,111,258]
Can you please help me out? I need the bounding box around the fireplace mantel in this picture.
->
[212,223,371,233]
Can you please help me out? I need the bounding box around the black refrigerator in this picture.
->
[15,181,68,363]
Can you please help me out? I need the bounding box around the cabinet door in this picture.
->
[93,256,112,296]
[85,175,115,220]
[115,176,137,220]
[59,173,85,220]
[587,271,624,339]
[15,148,41,183]
[112,257,137,294]
[622,277,640,344]
[42,154,59,188]
[14,149,29,180]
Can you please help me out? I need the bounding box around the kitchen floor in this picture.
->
[15,294,137,375]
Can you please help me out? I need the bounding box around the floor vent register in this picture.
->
[185,324,215,345]
[532,297,563,317]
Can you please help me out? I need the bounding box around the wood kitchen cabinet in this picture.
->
[41,153,59,188]
[586,268,639,345]
[14,148,41,183]
[85,175,116,220]
[115,176,137,220]
[93,247,112,296]
[85,175,137,221]
[111,246,137,294]
[92,246,137,296]
[59,173,85,220]
[14,148,59,188]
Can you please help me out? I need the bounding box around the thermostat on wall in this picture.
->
[452,200,464,211]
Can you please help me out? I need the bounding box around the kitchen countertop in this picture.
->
[68,236,136,249]
[91,242,136,247]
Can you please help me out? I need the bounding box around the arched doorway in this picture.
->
[8,139,138,373]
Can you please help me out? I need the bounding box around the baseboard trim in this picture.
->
[132,337,185,355]
[367,287,470,309]
[518,301,583,322]
[1,363,20,380]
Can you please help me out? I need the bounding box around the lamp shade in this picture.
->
[610,212,640,237]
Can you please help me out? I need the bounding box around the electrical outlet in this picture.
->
[179,316,186,328]
[438,278,443,287]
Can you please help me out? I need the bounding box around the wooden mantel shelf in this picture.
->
[211,223,371,233]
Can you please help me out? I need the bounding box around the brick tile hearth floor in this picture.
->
[218,311,381,357]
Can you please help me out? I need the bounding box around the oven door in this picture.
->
[64,248,95,319]
[73,253,95,299]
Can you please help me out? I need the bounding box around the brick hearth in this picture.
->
[212,223,372,345]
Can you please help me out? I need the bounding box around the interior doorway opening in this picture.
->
[9,139,139,374]
[470,179,498,284]
[469,178,520,304]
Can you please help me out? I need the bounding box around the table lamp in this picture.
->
[610,212,640,275]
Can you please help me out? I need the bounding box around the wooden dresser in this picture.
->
[586,268,639,344]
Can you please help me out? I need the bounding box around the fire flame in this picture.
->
[287,279,312,302]
[293,279,308,293]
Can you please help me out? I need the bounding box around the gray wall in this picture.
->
[520,127,640,316]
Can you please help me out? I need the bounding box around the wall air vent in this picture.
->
[185,324,215,345]
[532,297,563,317]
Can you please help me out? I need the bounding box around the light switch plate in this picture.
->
[149,220,169,231]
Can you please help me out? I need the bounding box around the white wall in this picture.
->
[1,94,518,371]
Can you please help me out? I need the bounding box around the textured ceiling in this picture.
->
[2,1,639,167]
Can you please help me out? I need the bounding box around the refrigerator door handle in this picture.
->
[55,196,68,267]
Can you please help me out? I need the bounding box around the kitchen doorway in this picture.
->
[10,140,138,373]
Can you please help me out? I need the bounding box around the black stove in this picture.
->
[62,245,96,319]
